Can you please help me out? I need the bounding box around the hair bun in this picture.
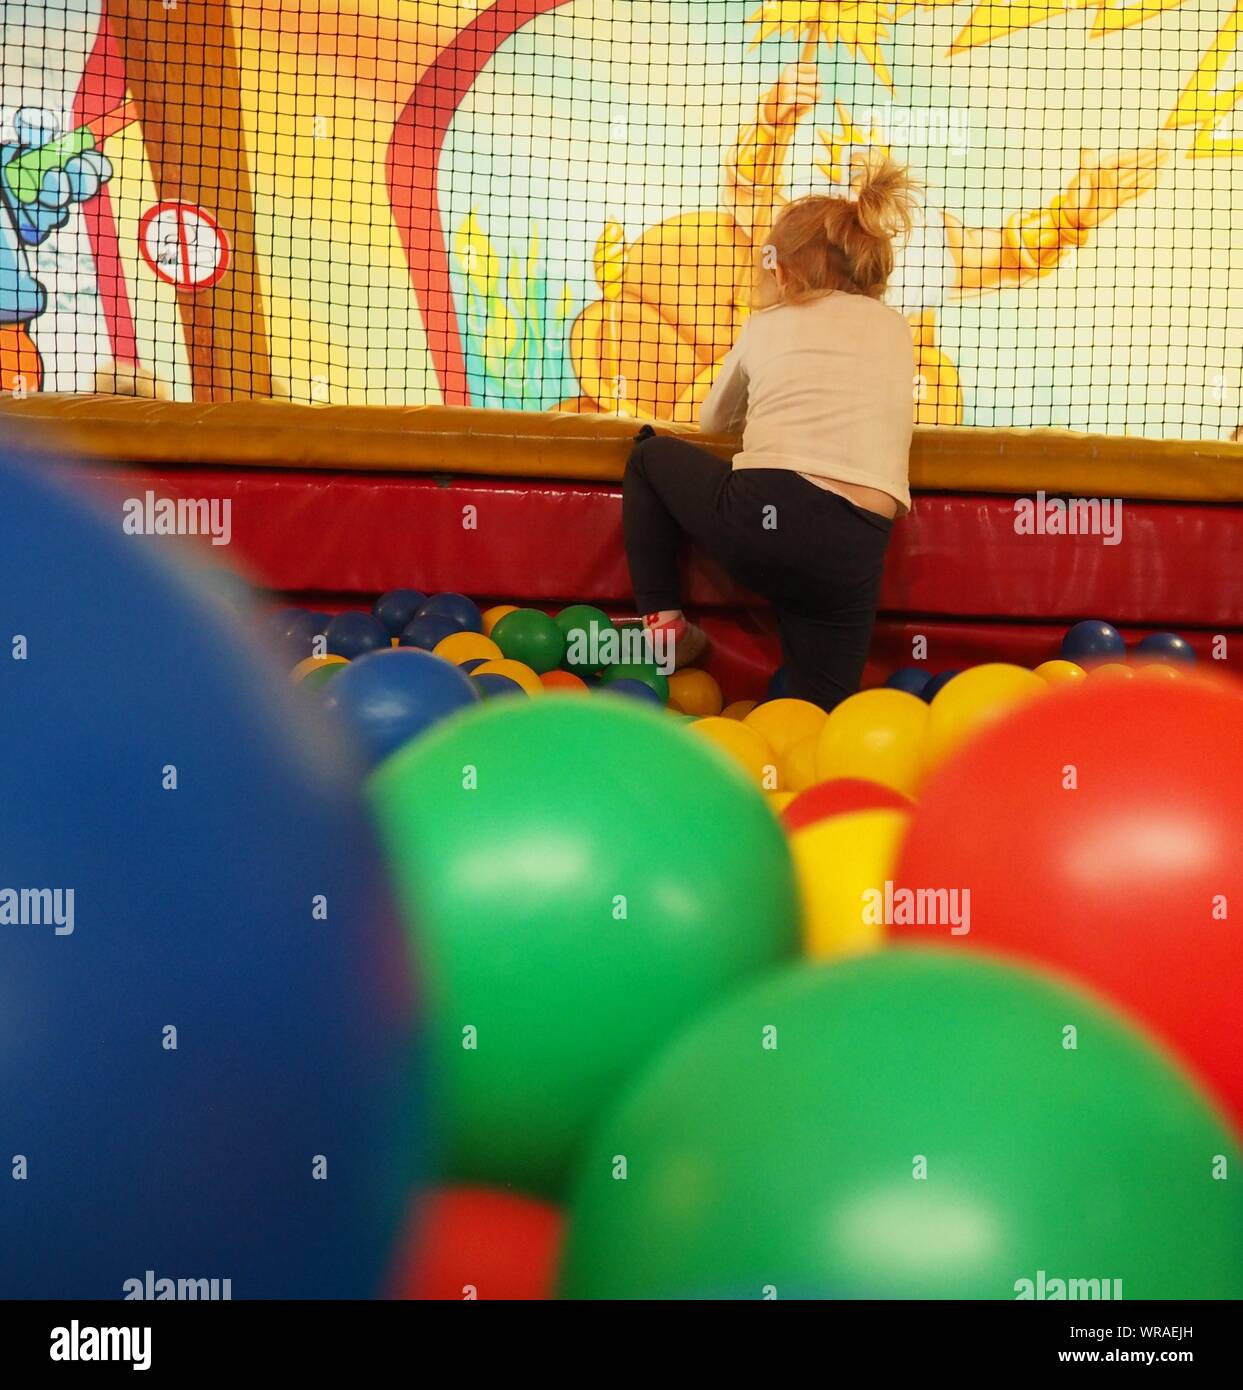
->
[849,149,919,242]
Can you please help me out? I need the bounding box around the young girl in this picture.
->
[623,153,919,711]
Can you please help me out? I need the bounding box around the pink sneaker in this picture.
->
[641,615,709,671]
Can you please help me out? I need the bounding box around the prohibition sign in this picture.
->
[138,202,231,290]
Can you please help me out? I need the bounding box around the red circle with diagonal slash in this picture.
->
[138,201,230,290]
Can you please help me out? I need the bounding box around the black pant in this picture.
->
[623,432,893,711]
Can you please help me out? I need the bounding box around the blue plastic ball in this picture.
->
[282,609,332,662]
[922,669,962,702]
[766,665,791,700]
[1135,632,1196,665]
[472,673,526,699]
[399,614,461,652]
[269,605,309,636]
[884,667,931,698]
[0,459,421,1299]
[416,592,483,635]
[373,588,427,638]
[600,677,664,706]
[322,648,480,768]
[326,610,391,660]
[1061,619,1126,665]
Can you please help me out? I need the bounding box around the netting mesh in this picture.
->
[2,1,1240,437]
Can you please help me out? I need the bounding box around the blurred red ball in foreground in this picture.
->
[782,777,913,835]
[391,1188,563,1300]
[893,676,1243,1132]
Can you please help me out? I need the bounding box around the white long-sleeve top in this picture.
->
[699,292,916,516]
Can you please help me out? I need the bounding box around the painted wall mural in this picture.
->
[2,1,1241,437]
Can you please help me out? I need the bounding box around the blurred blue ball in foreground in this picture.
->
[322,647,480,769]
[0,458,422,1298]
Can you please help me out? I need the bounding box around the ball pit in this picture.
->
[15,511,1237,1305]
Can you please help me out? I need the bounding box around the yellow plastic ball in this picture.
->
[471,658,543,697]
[744,698,827,760]
[1134,662,1183,682]
[816,688,928,800]
[923,663,1047,775]
[781,734,821,793]
[1034,659,1086,687]
[289,653,348,683]
[790,808,911,960]
[690,717,778,791]
[434,631,503,665]
[1088,662,1136,683]
[721,700,758,721]
[481,604,519,637]
[667,668,724,718]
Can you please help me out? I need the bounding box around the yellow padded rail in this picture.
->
[2,395,1242,502]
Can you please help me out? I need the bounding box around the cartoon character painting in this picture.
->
[552,56,1164,424]
[0,0,1238,438]
[0,107,113,393]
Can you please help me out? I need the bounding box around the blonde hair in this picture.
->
[752,151,919,309]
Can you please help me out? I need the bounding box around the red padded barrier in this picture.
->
[71,463,1243,631]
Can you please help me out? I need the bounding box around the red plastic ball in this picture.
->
[389,1187,563,1300]
[892,677,1243,1132]
[782,777,913,835]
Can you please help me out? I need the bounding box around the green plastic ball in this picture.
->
[490,608,567,675]
[599,661,670,704]
[555,604,616,675]
[369,695,799,1196]
[300,663,347,692]
[559,950,1243,1299]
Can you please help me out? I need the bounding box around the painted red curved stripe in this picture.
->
[386,0,572,405]
[75,21,138,370]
